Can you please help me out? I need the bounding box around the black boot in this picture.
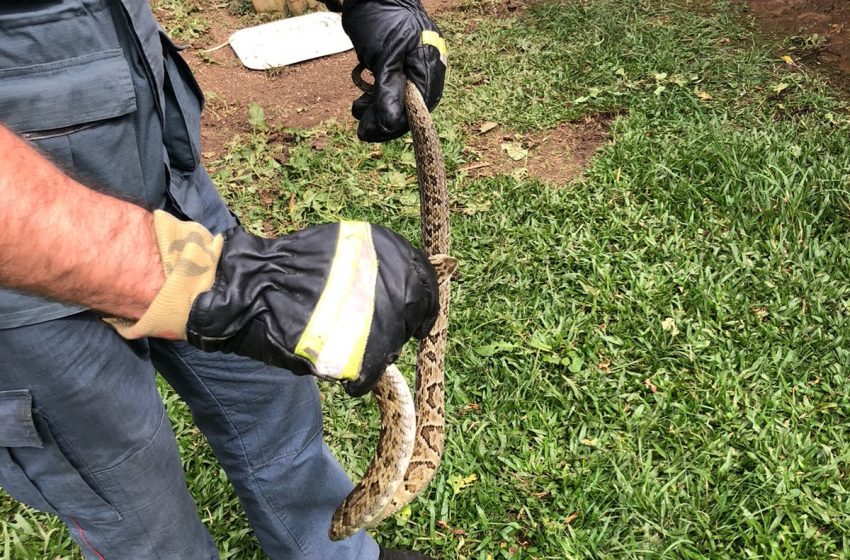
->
[379,547,434,560]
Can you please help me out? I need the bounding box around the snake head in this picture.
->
[428,254,458,284]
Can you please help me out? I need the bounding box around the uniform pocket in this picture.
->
[0,49,152,207]
[0,50,136,134]
[0,390,121,524]
[160,31,204,173]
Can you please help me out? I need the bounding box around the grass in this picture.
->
[5,0,850,558]
[154,0,212,41]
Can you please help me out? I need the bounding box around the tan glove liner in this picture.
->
[107,210,223,340]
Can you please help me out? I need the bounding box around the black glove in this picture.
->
[186,221,439,396]
[336,0,447,142]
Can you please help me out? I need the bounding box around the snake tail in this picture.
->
[329,365,416,541]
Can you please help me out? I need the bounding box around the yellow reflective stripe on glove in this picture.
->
[108,210,223,340]
[294,221,378,382]
[421,30,448,66]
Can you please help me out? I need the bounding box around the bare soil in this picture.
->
[171,0,466,159]
[463,114,612,184]
[747,0,850,75]
[170,7,357,159]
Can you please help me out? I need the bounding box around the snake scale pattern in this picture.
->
[329,69,455,541]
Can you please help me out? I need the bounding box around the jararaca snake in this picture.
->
[329,65,456,541]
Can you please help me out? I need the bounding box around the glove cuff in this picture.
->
[107,210,224,340]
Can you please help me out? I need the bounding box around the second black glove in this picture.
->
[341,0,447,142]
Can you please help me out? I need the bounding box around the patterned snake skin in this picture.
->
[328,68,455,541]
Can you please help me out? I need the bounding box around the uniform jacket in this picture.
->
[0,0,212,328]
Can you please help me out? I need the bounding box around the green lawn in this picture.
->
[5,0,850,558]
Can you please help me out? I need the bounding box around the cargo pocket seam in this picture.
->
[0,390,122,525]
[34,408,119,518]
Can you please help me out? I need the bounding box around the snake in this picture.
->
[328,66,456,541]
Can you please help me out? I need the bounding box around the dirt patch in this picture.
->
[163,6,359,159]
[747,0,850,75]
[462,114,613,184]
[454,0,527,18]
[422,0,469,13]
[167,0,471,159]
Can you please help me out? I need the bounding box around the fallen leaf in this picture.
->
[479,121,499,134]
[771,82,791,94]
[248,102,268,130]
[696,91,713,102]
[386,171,407,189]
[644,378,658,393]
[574,87,602,104]
[501,142,528,161]
[781,54,795,65]
[565,512,579,525]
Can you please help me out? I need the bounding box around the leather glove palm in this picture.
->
[111,212,439,397]
[334,0,447,142]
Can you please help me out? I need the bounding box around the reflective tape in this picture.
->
[295,222,378,381]
[422,30,448,66]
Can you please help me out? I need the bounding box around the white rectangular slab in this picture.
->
[229,12,353,70]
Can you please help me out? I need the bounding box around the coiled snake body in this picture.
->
[329,68,455,541]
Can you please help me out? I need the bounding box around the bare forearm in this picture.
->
[0,125,164,320]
